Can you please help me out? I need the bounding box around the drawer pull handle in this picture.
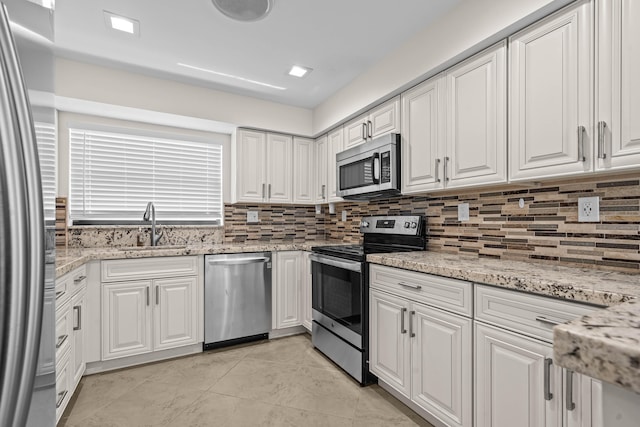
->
[56,334,68,349]
[409,310,416,338]
[73,275,86,284]
[544,358,553,401]
[55,290,65,300]
[566,369,576,411]
[56,390,68,408]
[398,282,421,290]
[536,316,564,327]
[400,307,407,334]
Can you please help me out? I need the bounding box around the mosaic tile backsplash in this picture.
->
[66,174,640,272]
[324,174,640,272]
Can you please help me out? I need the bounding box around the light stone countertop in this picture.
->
[366,251,640,394]
[55,240,348,278]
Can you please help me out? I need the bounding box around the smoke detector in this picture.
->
[211,0,272,22]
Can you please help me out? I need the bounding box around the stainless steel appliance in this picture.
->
[311,215,425,385]
[204,252,272,350]
[336,133,401,200]
[0,1,56,426]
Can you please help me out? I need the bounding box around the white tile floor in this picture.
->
[59,334,434,426]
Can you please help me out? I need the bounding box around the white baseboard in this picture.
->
[85,343,202,375]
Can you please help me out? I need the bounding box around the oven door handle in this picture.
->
[310,254,362,273]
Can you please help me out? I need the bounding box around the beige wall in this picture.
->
[56,58,314,136]
[312,0,573,134]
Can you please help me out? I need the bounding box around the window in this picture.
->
[35,121,56,221]
[69,128,223,223]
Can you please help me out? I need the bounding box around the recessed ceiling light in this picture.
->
[177,62,286,91]
[211,0,272,22]
[289,65,312,78]
[104,11,140,36]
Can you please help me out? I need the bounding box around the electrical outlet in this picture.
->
[458,203,470,221]
[578,196,600,222]
[246,211,259,223]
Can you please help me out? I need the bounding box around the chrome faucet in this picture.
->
[142,202,163,246]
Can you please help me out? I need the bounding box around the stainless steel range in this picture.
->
[310,215,426,385]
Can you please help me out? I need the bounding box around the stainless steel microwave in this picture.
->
[336,133,401,200]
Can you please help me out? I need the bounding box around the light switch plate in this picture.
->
[247,211,259,223]
[458,203,470,221]
[578,196,600,222]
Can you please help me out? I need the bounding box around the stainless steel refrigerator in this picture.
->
[0,0,56,426]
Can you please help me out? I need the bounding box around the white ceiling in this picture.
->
[54,0,461,109]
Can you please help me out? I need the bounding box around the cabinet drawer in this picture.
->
[55,300,72,362]
[68,264,87,295]
[55,352,71,423]
[369,264,472,317]
[101,256,198,282]
[475,284,599,342]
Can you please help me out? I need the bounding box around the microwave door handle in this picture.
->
[372,152,380,184]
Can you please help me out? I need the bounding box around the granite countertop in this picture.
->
[366,251,640,394]
[55,240,347,278]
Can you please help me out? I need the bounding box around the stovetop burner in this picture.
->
[312,215,426,262]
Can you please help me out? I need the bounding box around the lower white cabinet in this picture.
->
[101,257,200,360]
[70,288,86,389]
[370,266,472,427]
[474,285,603,427]
[301,251,313,332]
[273,251,303,329]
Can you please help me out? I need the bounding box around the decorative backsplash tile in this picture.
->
[223,203,325,243]
[324,174,640,272]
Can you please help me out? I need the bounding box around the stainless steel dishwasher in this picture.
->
[204,252,272,350]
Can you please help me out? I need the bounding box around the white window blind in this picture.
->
[34,122,56,221]
[69,128,223,223]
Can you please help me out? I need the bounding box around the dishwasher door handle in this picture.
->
[206,257,270,266]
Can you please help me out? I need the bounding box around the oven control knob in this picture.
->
[404,222,410,228]
[410,222,418,229]
[361,221,369,228]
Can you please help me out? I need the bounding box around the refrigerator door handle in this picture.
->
[0,4,45,426]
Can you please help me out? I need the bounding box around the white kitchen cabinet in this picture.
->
[474,284,602,427]
[475,322,561,427]
[595,0,640,171]
[266,133,293,202]
[153,276,198,351]
[445,41,507,188]
[70,288,86,390]
[344,96,400,148]
[235,129,292,203]
[327,127,344,202]
[236,129,267,202]
[293,137,315,204]
[274,251,302,329]
[509,0,593,181]
[401,74,445,194]
[314,134,328,204]
[370,265,472,427]
[102,280,154,360]
[101,256,200,360]
[370,289,411,398]
[301,251,313,332]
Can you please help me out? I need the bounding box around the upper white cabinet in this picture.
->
[595,0,640,171]
[446,41,507,189]
[509,0,593,181]
[236,129,293,203]
[401,42,507,195]
[327,127,344,202]
[314,134,328,204]
[401,74,445,194]
[293,137,315,204]
[344,96,400,148]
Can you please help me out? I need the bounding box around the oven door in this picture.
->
[310,254,364,349]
